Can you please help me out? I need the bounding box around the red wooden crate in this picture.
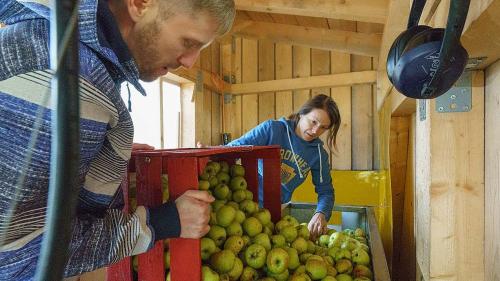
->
[107,145,281,281]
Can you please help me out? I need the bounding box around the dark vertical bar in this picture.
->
[35,0,80,280]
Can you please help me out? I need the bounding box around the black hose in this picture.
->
[34,0,80,280]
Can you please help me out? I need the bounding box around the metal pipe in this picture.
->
[35,0,80,280]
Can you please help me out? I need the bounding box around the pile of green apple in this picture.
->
[160,160,374,281]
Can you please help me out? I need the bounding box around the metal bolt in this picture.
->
[438,106,444,112]
[450,94,456,100]
[463,105,470,111]
[145,157,151,163]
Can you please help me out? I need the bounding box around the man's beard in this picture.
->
[131,20,162,81]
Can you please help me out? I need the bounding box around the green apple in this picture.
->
[307,255,324,262]
[285,247,300,270]
[244,243,267,269]
[217,205,236,227]
[270,234,287,248]
[291,237,308,254]
[335,259,353,275]
[239,199,257,216]
[240,266,260,281]
[230,164,245,177]
[252,233,272,251]
[253,209,272,225]
[266,268,289,281]
[234,210,246,224]
[279,225,298,243]
[230,176,247,191]
[295,265,306,274]
[321,276,337,281]
[326,264,337,277]
[299,253,313,264]
[208,225,227,247]
[357,243,370,253]
[210,249,236,274]
[209,175,219,188]
[289,272,311,281]
[227,257,243,281]
[226,201,240,211]
[219,161,230,173]
[226,221,243,236]
[224,235,245,255]
[351,248,370,266]
[212,200,227,212]
[266,247,289,274]
[200,172,210,180]
[201,237,217,261]
[210,211,218,225]
[207,161,221,174]
[354,228,365,238]
[322,255,334,266]
[334,249,352,262]
[282,215,299,227]
[202,265,220,281]
[335,274,353,281]
[214,184,230,200]
[275,220,291,232]
[166,271,171,281]
[199,180,210,190]
[244,190,254,200]
[164,250,170,269]
[296,224,310,240]
[305,258,327,280]
[242,217,262,237]
[232,189,247,202]
[326,229,336,236]
[340,238,359,252]
[262,226,273,236]
[306,240,316,254]
[327,246,340,260]
[328,232,347,248]
[216,172,231,185]
[318,235,330,247]
[353,277,371,281]
[241,235,251,247]
[353,264,372,279]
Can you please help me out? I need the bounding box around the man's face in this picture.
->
[128,8,219,82]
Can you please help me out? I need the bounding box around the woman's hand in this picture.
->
[308,212,327,241]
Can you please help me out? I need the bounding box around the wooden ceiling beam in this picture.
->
[231,70,376,95]
[229,20,381,57]
[235,0,388,24]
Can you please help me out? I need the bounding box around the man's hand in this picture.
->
[132,143,155,151]
[308,212,327,241]
[175,190,215,238]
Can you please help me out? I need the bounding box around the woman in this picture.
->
[227,94,341,239]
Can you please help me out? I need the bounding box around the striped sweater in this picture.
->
[0,0,179,278]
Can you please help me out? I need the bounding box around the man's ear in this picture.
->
[126,0,154,22]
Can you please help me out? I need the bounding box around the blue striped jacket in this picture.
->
[0,0,157,278]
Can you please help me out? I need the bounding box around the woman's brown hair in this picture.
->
[288,94,341,152]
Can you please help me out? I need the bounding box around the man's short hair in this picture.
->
[158,0,235,36]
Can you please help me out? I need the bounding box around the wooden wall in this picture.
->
[485,60,500,281]
[221,21,383,171]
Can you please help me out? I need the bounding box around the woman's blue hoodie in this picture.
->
[228,117,335,220]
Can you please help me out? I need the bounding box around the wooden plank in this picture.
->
[233,37,243,139]
[389,117,410,281]
[244,10,274,22]
[231,70,376,95]
[221,42,234,136]
[485,60,500,281]
[171,67,229,93]
[462,0,500,69]
[351,50,373,170]
[241,38,258,134]
[258,40,275,123]
[292,45,311,111]
[211,93,221,145]
[269,13,298,25]
[235,0,388,24]
[416,71,485,280]
[330,52,351,170]
[311,49,331,97]
[274,43,293,119]
[295,15,329,29]
[201,47,212,145]
[231,20,381,57]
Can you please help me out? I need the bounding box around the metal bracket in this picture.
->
[223,93,234,104]
[435,71,472,113]
[419,99,426,121]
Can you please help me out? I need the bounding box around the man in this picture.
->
[0,0,235,278]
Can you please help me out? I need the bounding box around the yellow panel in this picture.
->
[291,170,392,254]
